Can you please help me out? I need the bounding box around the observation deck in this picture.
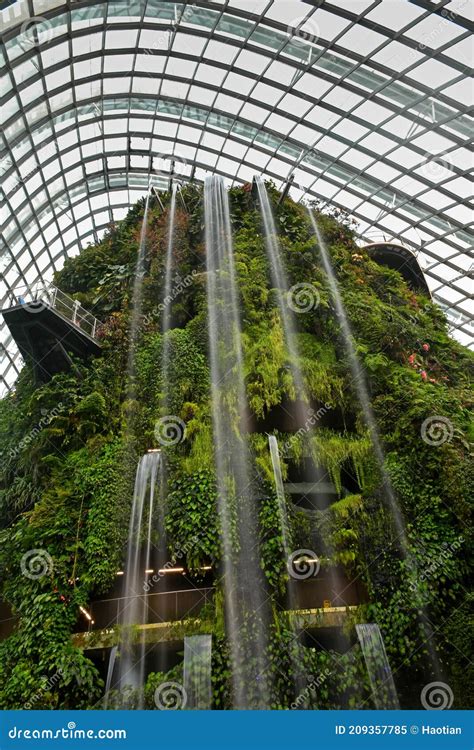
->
[1,284,102,381]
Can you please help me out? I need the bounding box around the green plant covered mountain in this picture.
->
[0,182,472,710]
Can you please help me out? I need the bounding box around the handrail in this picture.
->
[5,283,101,340]
[90,586,215,606]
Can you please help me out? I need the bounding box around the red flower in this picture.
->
[420,370,427,381]
[422,343,430,351]
[408,353,416,364]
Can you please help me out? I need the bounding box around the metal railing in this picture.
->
[6,283,101,340]
[86,587,215,631]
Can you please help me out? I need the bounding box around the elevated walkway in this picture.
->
[1,284,102,381]
[73,605,359,651]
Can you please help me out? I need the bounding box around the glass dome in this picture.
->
[1,0,472,389]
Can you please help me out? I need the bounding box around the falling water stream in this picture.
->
[308,211,442,679]
[103,645,117,709]
[255,177,307,406]
[183,635,213,709]
[204,175,270,708]
[257,179,348,647]
[268,435,292,564]
[126,190,151,394]
[160,183,178,406]
[356,624,400,709]
[115,451,163,707]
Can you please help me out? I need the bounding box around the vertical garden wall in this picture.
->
[0,182,472,710]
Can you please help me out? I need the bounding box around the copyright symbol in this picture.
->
[410,725,419,735]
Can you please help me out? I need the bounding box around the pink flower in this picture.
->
[408,353,416,364]
[420,370,427,381]
[422,343,430,351]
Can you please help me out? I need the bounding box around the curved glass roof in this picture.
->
[1,0,473,389]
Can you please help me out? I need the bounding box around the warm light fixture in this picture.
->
[79,606,93,622]
[147,448,161,453]
[117,565,213,576]
[158,567,184,574]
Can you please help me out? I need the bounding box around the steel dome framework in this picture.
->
[1,0,473,389]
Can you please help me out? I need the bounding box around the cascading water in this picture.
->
[126,190,151,391]
[308,211,442,679]
[204,175,270,708]
[257,179,346,636]
[160,183,178,404]
[115,451,163,707]
[255,177,306,405]
[268,434,310,700]
[356,624,400,709]
[268,435,292,564]
[103,645,117,709]
[183,635,213,709]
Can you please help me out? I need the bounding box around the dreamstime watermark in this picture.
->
[290,667,331,709]
[140,3,198,55]
[20,549,53,580]
[419,2,468,52]
[142,270,198,326]
[287,15,320,48]
[395,0,469,69]
[287,549,320,580]
[143,534,201,592]
[154,681,187,710]
[158,270,198,312]
[421,416,454,446]
[287,282,320,313]
[8,724,127,740]
[10,283,55,315]
[154,415,186,447]
[8,402,65,459]
[421,681,454,710]
[409,536,464,596]
[280,404,331,457]
[420,151,453,181]
[24,669,64,710]
[18,16,54,51]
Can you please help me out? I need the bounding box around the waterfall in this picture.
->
[183,635,212,709]
[269,435,311,701]
[308,211,442,678]
[126,190,151,388]
[255,177,307,404]
[257,181,348,621]
[204,174,270,708]
[116,451,163,707]
[307,212,408,539]
[103,645,117,709]
[268,435,291,562]
[161,183,178,406]
[356,624,400,709]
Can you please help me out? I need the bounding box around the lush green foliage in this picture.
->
[0,182,472,709]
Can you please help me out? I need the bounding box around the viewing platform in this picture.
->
[1,284,102,381]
